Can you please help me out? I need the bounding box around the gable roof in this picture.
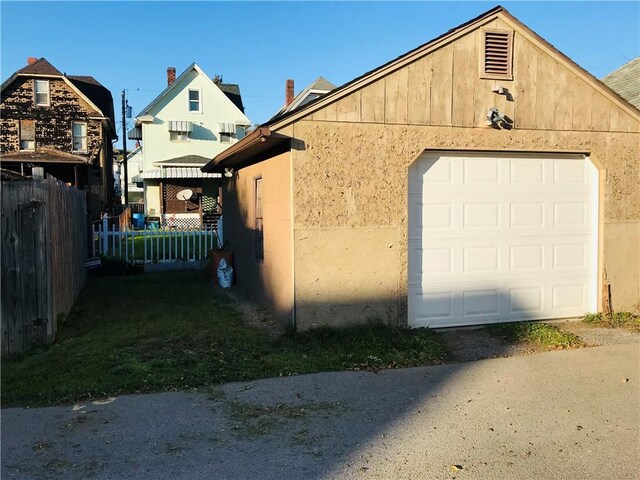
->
[267,6,640,130]
[135,63,250,125]
[602,58,640,110]
[1,58,116,134]
[270,76,337,121]
[16,58,62,76]
[217,83,245,112]
[203,5,640,172]
[155,154,211,166]
[67,76,116,129]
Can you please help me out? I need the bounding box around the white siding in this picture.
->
[137,68,250,172]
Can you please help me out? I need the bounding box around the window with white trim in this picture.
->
[170,131,190,141]
[34,80,50,106]
[72,122,87,152]
[20,120,35,150]
[220,133,234,143]
[188,89,201,112]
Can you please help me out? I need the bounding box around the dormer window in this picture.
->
[188,89,201,112]
[34,80,50,106]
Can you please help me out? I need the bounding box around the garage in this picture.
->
[408,151,599,328]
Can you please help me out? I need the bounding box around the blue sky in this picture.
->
[2,1,639,147]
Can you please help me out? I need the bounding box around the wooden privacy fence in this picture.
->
[92,219,218,264]
[1,177,88,355]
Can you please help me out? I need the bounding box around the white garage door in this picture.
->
[408,152,598,328]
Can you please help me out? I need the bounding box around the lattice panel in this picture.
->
[162,215,203,229]
[163,182,202,213]
[202,194,217,212]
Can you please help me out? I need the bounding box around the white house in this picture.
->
[126,63,251,228]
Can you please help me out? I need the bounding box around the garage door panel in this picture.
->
[509,244,545,271]
[553,159,587,184]
[510,202,545,228]
[462,289,500,316]
[463,203,500,229]
[408,152,598,328]
[508,286,544,313]
[463,157,500,184]
[510,158,545,184]
[552,284,586,310]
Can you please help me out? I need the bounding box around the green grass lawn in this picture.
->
[1,272,444,407]
[484,321,585,349]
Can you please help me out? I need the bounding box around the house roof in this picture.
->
[218,83,245,113]
[270,76,337,120]
[155,155,211,166]
[0,148,87,164]
[132,167,219,181]
[15,58,62,76]
[67,76,116,128]
[203,5,640,173]
[1,58,116,135]
[135,63,250,125]
[602,57,640,110]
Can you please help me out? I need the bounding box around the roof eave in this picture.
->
[202,127,276,172]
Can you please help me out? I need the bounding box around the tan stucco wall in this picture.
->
[290,121,639,329]
[223,151,293,325]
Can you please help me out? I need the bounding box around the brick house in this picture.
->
[0,57,117,219]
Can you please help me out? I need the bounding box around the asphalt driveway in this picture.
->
[2,343,638,480]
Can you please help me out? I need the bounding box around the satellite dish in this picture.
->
[176,189,193,201]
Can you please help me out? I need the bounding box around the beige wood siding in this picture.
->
[308,18,639,133]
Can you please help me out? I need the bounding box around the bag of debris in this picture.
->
[217,258,233,288]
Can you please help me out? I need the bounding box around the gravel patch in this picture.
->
[555,319,640,346]
[438,328,542,363]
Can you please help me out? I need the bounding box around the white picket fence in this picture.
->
[92,217,219,264]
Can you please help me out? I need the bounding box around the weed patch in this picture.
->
[582,312,640,331]
[485,322,584,349]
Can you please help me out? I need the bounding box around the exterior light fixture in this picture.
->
[224,167,234,178]
[485,107,511,128]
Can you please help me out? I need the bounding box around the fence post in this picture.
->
[102,216,109,256]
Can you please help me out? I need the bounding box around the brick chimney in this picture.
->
[27,57,38,65]
[167,67,176,86]
[285,79,294,107]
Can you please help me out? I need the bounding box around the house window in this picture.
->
[19,120,35,150]
[34,80,50,106]
[481,29,513,79]
[170,131,190,141]
[255,177,263,261]
[220,133,234,143]
[72,122,87,152]
[188,89,200,112]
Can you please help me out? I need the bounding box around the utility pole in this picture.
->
[121,89,129,205]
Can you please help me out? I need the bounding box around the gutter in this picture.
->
[201,126,272,172]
